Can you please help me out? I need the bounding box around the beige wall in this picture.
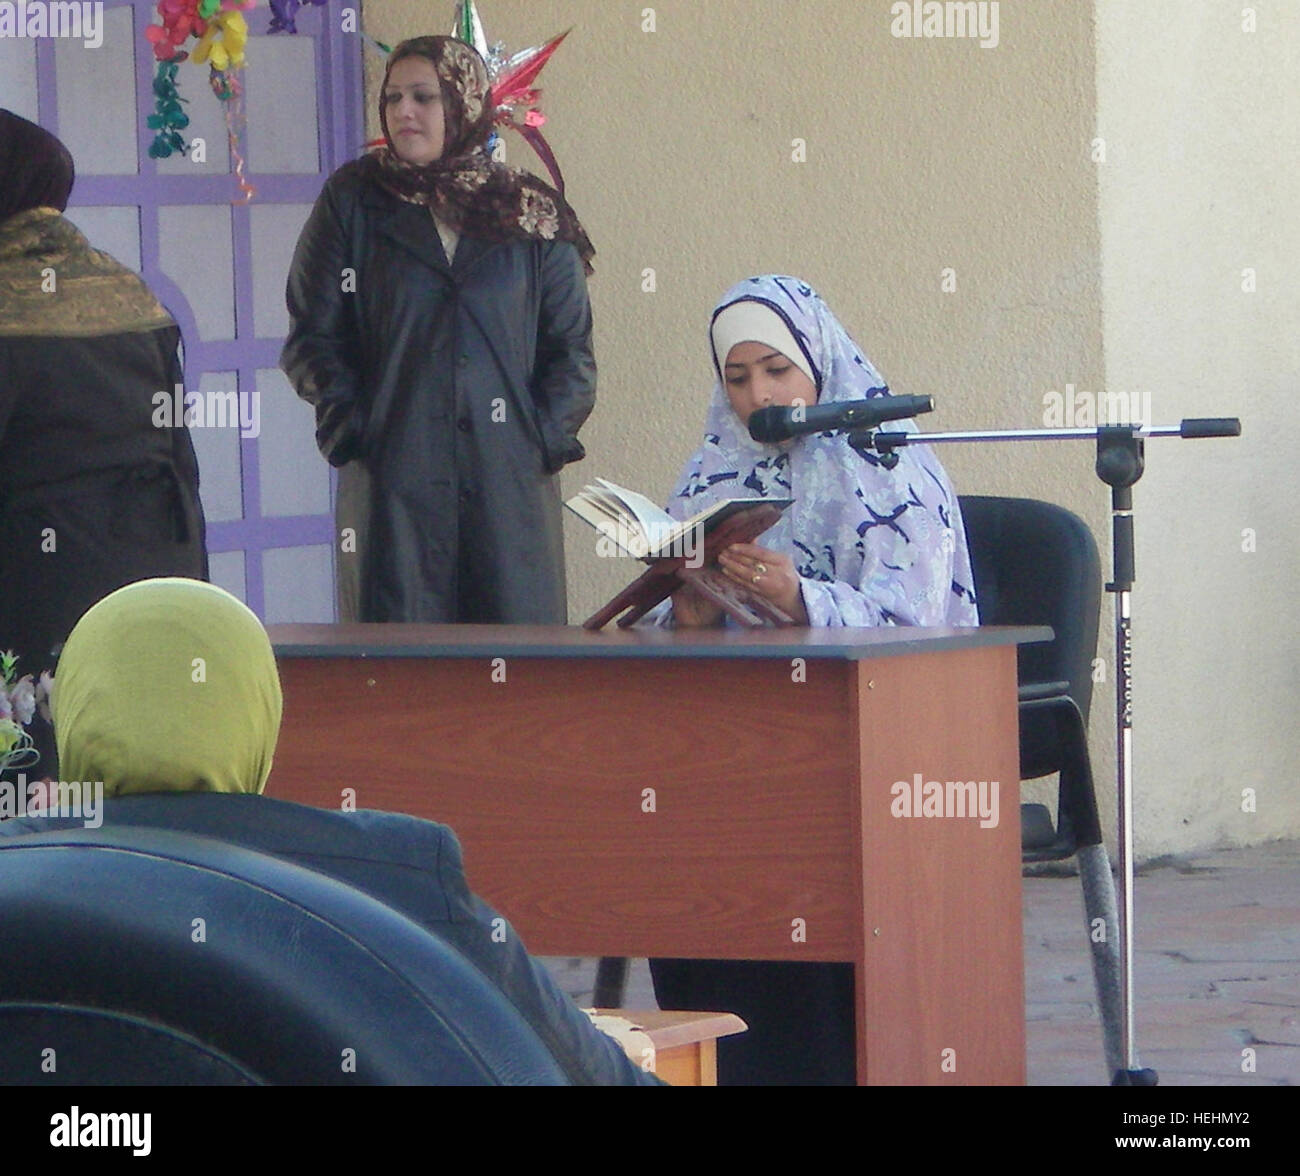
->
[364,0,1296,856]
[1096,0,1300,854]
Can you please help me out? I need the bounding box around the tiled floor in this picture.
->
[1025,840,1299,1086]
[544,839,1300,1085]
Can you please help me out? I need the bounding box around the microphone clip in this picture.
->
[847,427,901,469]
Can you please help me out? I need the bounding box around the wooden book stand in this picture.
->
[582,504,795,630]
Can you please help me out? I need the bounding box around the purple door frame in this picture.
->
[36,0,364,617]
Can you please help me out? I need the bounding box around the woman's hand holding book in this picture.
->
[716,543,810,625]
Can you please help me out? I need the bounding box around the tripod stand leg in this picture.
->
[1077,842,1123,1079]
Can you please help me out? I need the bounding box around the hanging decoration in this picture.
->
[453,0,572,193]
[146,56,191,160]
[267,0,326,36]
[191,3,252,71]
[143,0,315,202]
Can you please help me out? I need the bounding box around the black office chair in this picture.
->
[958,494,1122,1078]
[0,825,571,1084]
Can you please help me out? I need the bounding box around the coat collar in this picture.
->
[360,182,500,279]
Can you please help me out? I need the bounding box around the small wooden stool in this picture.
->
[585,1009,748,1086]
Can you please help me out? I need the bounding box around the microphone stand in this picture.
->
[858,417,1242,1087]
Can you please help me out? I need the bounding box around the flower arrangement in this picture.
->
[0,651,53,775]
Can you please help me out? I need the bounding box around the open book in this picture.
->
[565,477,793,561]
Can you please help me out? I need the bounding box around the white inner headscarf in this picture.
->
[710,300,816,387]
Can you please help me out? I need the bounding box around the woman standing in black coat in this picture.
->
[0,111,208,779]
[281,36,597,623]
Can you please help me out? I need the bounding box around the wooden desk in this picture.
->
[265,623,1045,1085]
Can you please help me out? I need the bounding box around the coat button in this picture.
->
[457,354,468,367]
[457,417,472,433]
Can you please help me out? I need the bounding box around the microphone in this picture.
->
[748,395,934,444]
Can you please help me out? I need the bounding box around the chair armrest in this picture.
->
[1017,680,1072,703]
[1019,693,1104,858]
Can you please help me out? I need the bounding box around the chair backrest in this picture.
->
[958,495,1102,777]
[0,825,571,1085]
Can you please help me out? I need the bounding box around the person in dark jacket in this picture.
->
[281,35,596,623]
[0,576,662,1086]
[0,110,207,781]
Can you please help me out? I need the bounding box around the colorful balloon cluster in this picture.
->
[192,3,254,72]
[143,0,205,59]
[145,0,254,69]
[143,0,262,200]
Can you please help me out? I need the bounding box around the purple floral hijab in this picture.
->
[667,276,979,627]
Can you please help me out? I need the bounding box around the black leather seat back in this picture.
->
[959,495,1102,780]
[0,826,570,1085]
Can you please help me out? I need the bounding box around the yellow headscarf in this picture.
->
[52,578,283,796]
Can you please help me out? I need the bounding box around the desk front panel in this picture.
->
[272,653,859,959]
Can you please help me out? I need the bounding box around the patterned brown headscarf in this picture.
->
[0,208,173,338]
[362,35,594,275]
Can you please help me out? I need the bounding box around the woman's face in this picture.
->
[383,56,446,166]
[723,341,818,428]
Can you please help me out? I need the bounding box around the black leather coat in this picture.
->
[0,324,207,664]
[281,161,596,622]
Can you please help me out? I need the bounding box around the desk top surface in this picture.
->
[268,622,1051,662]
